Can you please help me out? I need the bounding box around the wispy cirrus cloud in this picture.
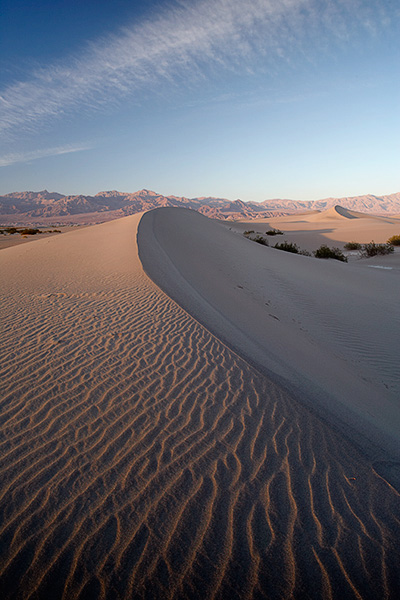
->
[0,143,93,167]
[0,0,394,139]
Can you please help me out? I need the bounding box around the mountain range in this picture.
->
[1,188,399,225]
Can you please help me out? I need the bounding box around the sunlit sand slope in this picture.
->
[231,208,400,250]
[1,213,399,599]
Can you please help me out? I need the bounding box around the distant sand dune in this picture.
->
[230,207,400,252]
[311,205,363,220]
[308,204,400,222]
[1,212,399,599]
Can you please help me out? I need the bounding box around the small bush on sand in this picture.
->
[360,242,394,257]
[299,249,312,256]
[253,235,269,246]
[274,241,299,254]
[314,245,347,262]
[244,230,254,235]
[344,241,362,250]
[19,228,40,235]
[265,228,283,236]
[5,227,18,234]
[387,234,400,246]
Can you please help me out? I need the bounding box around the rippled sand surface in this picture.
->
[0,213,399,599]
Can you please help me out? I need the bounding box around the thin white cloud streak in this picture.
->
[0,144,93,167]
[0,0,394,137]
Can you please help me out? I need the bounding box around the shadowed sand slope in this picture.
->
[139,209,400,461]
[1,213,399,599]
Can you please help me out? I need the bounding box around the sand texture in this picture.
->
[1,212,400,599]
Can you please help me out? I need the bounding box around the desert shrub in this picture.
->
[360,242,394,257]
[314,245,348,262]
[253,235,269,246]
[19,228,40,235]
[387,234,400,246]
[52,229,62,233]
[274,241,299,254]
[299,249,312,256]
[344,241,362,250]
[265,228,283,236]
[5,227,17,234]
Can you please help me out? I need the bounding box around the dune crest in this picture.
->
[139,208,400,462]
[311,205,379,220]
[0,212,399,598]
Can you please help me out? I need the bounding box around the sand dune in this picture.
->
[229,207,400,251]
[306,204,400,224]
[139,208,400,456]
[310,205,366,220]
[1,211,400,599]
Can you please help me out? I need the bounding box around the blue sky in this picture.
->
[1,0,399,201]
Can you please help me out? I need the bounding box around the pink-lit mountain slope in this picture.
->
[1,189,399,225]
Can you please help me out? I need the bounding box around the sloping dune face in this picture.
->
[313,205,357,220]
[1,213,399,599]
[309,205,381,221]
[139,209,400,458]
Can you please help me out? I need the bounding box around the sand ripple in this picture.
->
[0,214,399,599]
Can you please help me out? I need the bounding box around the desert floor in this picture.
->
[1,208,399,599]
[0,227,79,251]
